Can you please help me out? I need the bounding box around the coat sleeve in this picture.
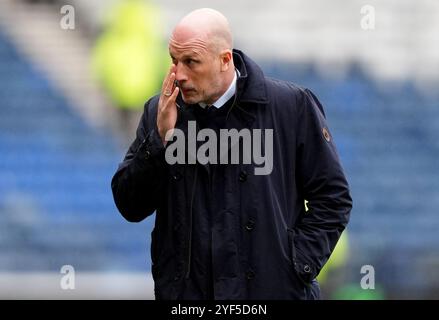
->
[293,88,353,283]
[111,96,167,222]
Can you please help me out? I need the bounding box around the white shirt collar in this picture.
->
[199,70,238,109]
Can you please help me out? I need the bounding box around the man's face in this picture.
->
[169,38,222,105]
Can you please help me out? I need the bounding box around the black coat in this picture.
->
[111,49,352,300]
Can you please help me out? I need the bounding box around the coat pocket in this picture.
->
[151,227,174,282]
[287,228,297,263]
[287,228,312,286]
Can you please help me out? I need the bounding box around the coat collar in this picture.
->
[233,49,269,105]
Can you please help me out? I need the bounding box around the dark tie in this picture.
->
[198,104,214,114]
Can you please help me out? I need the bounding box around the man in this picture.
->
[111,8,352,300]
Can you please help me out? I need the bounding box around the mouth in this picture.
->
[181,88,196,95]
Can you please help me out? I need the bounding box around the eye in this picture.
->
[185,58,197,66]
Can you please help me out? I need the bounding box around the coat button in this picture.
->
[303,264,311,273]
[245,219,255,231]
[172,172,182,181]
[246,270,255,280]
[145,150,151,160]
[239,170,248,182]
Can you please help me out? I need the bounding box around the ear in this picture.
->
[219,49,233,72]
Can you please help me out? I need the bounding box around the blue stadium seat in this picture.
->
[0,29,153,272]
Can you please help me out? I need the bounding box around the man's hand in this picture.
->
[157,64,179,146]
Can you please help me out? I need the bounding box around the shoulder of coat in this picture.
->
[265,77,305,96]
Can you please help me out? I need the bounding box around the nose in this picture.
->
[175,63,188,83]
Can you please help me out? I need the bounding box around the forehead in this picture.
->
[168,35,210,58]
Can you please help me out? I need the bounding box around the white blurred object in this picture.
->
[0,272,154,299]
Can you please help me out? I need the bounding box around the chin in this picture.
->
[181,94,200,105]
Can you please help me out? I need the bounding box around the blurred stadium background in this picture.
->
[0,0,438,299]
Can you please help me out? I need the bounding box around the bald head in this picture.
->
[171,8,233,54]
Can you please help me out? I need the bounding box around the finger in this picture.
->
[161,64,175,89]
[168,64,177,89]
[161,70,170,88]
[160,88,178,114]
[164,72,176,95]
[162,86,179,111]
[170,86,179,101]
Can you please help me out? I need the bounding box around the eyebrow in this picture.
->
[169,53,200,61]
